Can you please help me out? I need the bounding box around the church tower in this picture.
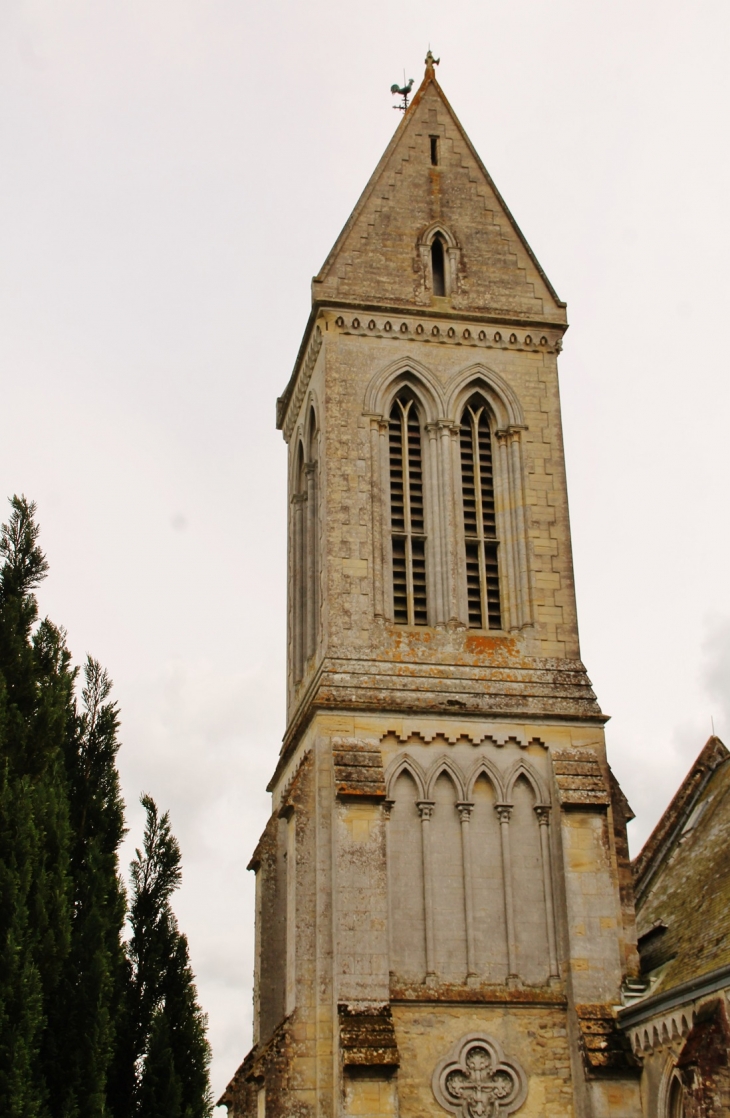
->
[222,54,642,1118]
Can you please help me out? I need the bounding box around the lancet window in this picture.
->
[431,236,446,296]
[291,408,319,683]
[389,392,428,625]
[459,395,502,629]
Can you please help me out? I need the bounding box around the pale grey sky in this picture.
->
[2,0,729,1106]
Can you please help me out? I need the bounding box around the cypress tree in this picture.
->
[0,497,212,1118]
[45,657,128,1118]
[117,796,212,1118]
[0,497,74,1118]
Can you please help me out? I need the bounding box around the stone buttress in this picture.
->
[221,53,642,1118]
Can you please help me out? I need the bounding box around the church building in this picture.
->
[219,52,726,1118]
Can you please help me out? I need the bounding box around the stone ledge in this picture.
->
[575,1004,639,1072]
[339,1004,399,1067]
[553,749,611,808]
[333,737,386,800]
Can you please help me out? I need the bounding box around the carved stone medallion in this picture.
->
[432,1034,527,1118]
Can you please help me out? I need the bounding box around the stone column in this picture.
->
[495,431,517,631]
[425,422,445,623]
[535,805,559,980]
[369,417,385,620]
[456,802,477,980]
[508,427,531,628]
[496,804,518,983]
[378,419,393,620]
[304,462,317,659]
[292,493,306,681]
[417,801,437,981]
[383,799,395,974]
[439,422,460,623]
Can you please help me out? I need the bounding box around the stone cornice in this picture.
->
[275,300,569,437]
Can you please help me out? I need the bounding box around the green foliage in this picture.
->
[0,497,212,1118]
[118,797,212,1118]
[45,657,128,1118]
[0,498,73,1118]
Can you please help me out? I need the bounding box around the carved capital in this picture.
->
[382,798,395,819]
[495,803,513,824]
[417,800,435,821]
[534,804,551,826]
[456,802,474,823]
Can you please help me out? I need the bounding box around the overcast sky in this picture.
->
[2,0,729,1106]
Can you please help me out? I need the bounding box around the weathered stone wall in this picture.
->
[221,59,642,1118]
[311,79,566,322]
[222,710,639,1118]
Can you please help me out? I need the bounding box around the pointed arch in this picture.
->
[458,392,502,630]
[304,393,320,460]
[291,438,307,683]
[447,365,532,632]
[418,221,460,250]
[366,358,449,626]
[425,755,467,801]
[417,222,460,299]
[446,363,525,430]
[385,753,427,801]
[290,400,321,684]
[503,760,548,806]
[465,757,506,802]
[364,356,444,422]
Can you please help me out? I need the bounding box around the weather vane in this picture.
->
[390,74,414,113]
[391,51,440,112]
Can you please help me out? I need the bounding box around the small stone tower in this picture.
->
[221,53,642,1118]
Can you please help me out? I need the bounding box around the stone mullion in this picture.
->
[305,463,317,659]
[535,805,559,980]
[509,427,532,628]
[417,801,437,980]
[496,803,519,982]
[456,802,477,979]
[425,422,445,624]
[439,422,460,624]
[495,431,516,630]
[383,799,395,973]
[292,493,306,681]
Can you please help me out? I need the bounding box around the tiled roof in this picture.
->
[633,737,730,995]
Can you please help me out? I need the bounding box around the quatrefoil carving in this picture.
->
[432,1034,527,1118]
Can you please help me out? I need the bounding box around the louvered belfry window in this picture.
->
[389,392,428,625]
[460,396,502,629]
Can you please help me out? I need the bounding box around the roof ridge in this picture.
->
[633,736,729,902]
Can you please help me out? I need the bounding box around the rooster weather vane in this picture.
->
[391,51,440,112]
[390,76,414,112]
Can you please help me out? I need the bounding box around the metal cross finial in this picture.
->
[391,75,414,113]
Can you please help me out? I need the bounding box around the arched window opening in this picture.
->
[667,1074,684,1118]
[305,408,319,661]
[460,395,502,629]
[431,236,446,296]
[389,392,428,625]
[293,443,307,682]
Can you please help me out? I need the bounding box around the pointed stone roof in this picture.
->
[312,52,566,324]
